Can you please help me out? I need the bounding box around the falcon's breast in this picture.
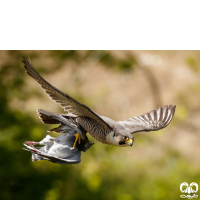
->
[76,117,111,143]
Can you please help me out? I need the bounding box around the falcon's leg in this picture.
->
[73,133,81,148]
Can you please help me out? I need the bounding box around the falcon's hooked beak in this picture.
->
[125,138,133,146]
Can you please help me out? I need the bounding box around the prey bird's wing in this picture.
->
[118,105,176,134]
[22,57,112,131]
[23,144,80,164]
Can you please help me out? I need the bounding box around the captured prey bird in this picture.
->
[24,132,94,164]
[22,57,176,153]
[24,108,94,164]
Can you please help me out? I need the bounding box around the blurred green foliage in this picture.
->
[186,56,199,72]
[0,51,200,200]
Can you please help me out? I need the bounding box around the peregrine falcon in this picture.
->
[22,57,176,148]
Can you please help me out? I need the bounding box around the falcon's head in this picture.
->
[105,124,134,147]
[114,127,134,147]
[117,134,134,147]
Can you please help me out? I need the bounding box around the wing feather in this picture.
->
[118,105,176,134]
[23,143,80,164]
[22,57,112,131]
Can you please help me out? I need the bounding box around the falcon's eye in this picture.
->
[123,136,129,140]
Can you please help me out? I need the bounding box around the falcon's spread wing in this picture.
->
[22,57,112,132]
[118,105,176,134]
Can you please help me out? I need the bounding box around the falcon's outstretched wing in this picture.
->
[22,57,112,132]
[118,105,176,134]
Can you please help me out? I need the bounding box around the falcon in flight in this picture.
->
[22,57,176,149]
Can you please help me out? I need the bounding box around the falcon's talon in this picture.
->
[73,132,82,148]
